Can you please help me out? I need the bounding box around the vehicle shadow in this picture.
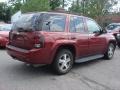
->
[7,58,105,79]
[7,63,58,79]
[117,46,120,49]
[0,47,6,50]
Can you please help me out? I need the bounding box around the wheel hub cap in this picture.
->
[58,54,71,71]
[108,45,114,58]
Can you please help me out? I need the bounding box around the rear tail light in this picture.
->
[34,35,45,48]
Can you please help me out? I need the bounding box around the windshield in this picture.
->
[107,24,120,30]
[12,14,37,31]
[0,24,12,31]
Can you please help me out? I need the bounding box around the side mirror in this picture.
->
[101,28,107,33]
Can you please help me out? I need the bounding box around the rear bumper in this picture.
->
[6,45,51,64]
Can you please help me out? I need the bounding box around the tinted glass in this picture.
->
[41,14,66,32]
[12,14,36,31]
[86,19,100,33]
[70,16,85,33]
[107,25,120,30]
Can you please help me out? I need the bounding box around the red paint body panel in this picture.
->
[7,45,50,64]
[69,33,89,58]
[0,31,9,47]
[0,31,9,37]
[88,34,107,55]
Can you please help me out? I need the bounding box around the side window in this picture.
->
[42,14,66,32]
[86,19,100,33]
[70,16,85,33]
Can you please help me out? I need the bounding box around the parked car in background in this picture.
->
[7,12,116,75]
[106,23,120,48]
[0,24,12,47]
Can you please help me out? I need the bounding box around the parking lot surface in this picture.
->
[0,48,120,90]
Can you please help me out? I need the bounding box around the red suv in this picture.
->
[7,12,116,74]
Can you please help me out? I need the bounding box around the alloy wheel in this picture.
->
[108,44,115,58]
[58,53,71,72]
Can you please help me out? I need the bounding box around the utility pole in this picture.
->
[62,0,65,8]
[82,0,86,15]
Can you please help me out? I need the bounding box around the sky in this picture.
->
[112,1,120,12]
[0,0,7,2]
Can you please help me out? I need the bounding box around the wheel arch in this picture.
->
[105,40,117,53]
[52,44,76,63]
[104,40,116,60]
[108,40,117,48]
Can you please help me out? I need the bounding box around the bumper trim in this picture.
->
[6,45,29,53]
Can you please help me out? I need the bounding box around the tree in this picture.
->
[8,0,71,14]
[69,0,118,18]
[69,0,117,26]
[69,0,118,27]
[50,0,71,10]
[69,0,82,14]
[21,0,50,13]
[50,0,61,10]
[8,0,23,14]
[0,2,12,22]
[61,0,71,9]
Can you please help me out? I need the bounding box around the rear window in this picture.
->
[12,14,38,31]
[12,13,66,32]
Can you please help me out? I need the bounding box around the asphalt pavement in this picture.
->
[0,48,120,90]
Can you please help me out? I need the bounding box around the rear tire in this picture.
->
[52,49,74,75]
[104,43,115,60]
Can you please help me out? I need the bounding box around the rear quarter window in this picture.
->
[70,16,85,33]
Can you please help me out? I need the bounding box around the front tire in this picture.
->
[104,43,115,60]
[52,49,74,75]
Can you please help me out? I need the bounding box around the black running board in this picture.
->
[75,54,104,63]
